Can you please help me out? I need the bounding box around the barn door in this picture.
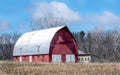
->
[66,54,75,62]
[52,55,61,62]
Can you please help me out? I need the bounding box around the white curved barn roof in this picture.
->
[13,26,66,56]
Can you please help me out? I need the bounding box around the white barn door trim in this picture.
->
[29,56,32,62]
[20,56,22,62]
[52,55,61,63]
[66,54,75,63]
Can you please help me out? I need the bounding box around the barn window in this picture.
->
[88,58,90,61]
[81,58,83,61]
[85,58,87,61]
[79,58,84,63]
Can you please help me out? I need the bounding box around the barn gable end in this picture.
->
[50,27,78,62]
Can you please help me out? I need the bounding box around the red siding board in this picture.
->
[33,55,39,62]
[43,55,50,62]
[62,54,66,62]
[13,57,16,62]
[38,55,43,62]
[32,55,50,62]
[22,56,24,62]
[26,56,29,62]
[13,56,20,62]
[22,56,29,62]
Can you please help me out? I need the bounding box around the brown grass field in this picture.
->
[0,61,120,75]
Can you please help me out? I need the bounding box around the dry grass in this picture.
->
[0,61,120,75]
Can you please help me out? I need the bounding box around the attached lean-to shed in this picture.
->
[78,50,101,63]
[13,26,78,62]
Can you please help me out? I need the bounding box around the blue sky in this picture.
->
[0,0,120,33]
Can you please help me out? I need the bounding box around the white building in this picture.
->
[78,50,101,63]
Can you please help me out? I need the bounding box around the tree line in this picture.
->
[73,29,120,62]
[0,28,120,62]
[0,33,21,60]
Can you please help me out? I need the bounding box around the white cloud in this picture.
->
[91,11,120,25]
[0,21,10,31]
[32,1,81,22]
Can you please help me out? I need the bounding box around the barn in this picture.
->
[13,26,78,63]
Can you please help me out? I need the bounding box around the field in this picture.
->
[0,61,120,75]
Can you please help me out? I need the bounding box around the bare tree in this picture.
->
[111,30,120,61]
[0,33,21,60]
[72,29,120,62]
[31,16,66,30]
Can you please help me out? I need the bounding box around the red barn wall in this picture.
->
[61,54,66,62]
[32,55,38,62]
[13,56,20,62]
[32,54,50,62]
[50,28,78,62]
[43,55,50,62]
[38,55,43,62]
[13,55,50,62]
[22,56,29,62]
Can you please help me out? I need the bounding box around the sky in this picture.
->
[0,0,120,34]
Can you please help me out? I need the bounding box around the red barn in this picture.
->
[13,26,78,62]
